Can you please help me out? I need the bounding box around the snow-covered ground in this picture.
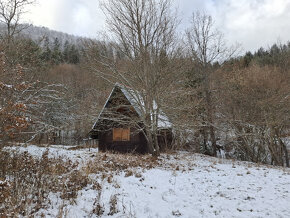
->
[5,145,290,218]
[5,144,98,165]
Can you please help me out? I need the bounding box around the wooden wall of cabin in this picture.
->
[99,128,147,153]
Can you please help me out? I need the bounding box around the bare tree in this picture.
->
[0,0,35,44]
[185,11,239,156]
[86,0,182,155]
[0,63,68,148]
[0,38,72,148]
[216,64,290,166]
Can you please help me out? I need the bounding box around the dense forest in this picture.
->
[0,0,289,167]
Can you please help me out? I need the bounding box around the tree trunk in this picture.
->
[281,140,289,167]
[269,136,279,166]
[154,132,160,156]
[209,125,217,156]
[269,127,282,166]
[205,87,217,157]
[275,128,289,167]
[146,130,154,154]
[200,127,207,152]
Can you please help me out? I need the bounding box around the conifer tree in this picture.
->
[51,37,63,65]
[41,36,52,62]
[63,40,70,63]
[68,44,80,64]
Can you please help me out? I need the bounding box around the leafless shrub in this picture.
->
[108,194,119,216]
[60,170,90,201]
[216,64,290,166]
[91,182,104,217]
[125,170,133,177]
[0,149,92,217]
[84,152,158,175]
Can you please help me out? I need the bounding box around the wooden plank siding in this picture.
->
[99,127,147,153]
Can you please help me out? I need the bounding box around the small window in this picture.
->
[113,128,130,141]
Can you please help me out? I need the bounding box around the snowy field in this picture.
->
[4,145,290,218]
[6,144,98,164]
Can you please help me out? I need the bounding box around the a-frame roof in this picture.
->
[92,83,171,129]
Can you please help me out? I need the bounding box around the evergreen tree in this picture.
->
[41,36,52,62]
[68,44,80,64]
[243,51,253,67]
[63,40,70,63]
[62,41,80,64]
[270,44,280,56]
[256,47,267,57]
[51,38,63,65]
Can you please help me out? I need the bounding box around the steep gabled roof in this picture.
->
[92,83,171,129]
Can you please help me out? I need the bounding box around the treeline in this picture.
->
[201,42,290,166]
[238,42,290,68]
[40,37,81,65]
[177,41,290,166]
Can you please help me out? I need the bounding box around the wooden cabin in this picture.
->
[89,83,172,153]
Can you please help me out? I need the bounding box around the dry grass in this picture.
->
[68,144,97,150]
[0,148,190,217]
[83,152,158,175]
[0,148,162,217]
[0,149,96,217]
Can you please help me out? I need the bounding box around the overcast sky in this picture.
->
[24,0,290,52]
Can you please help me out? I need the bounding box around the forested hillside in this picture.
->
[0,25,104,146]
[0,23,87,47]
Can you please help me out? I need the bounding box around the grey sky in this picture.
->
[24,0,290,52]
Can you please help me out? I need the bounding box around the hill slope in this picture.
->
[0,23,90,48]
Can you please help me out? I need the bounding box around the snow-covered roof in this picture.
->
[92,83,171,129]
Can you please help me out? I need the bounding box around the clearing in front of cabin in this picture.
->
[1,145,290,217]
